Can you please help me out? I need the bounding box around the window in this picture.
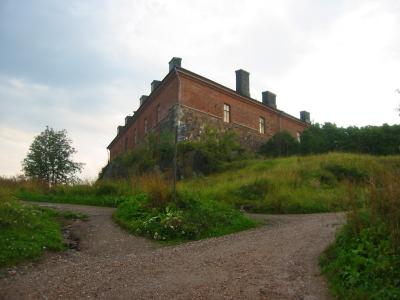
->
[296,132,301,142]
[223,104,230,123]
[259,117,265,134]
[156,104,161,124]
[124,137,128,150]
[144,118,148,134]
[134,128,137,144]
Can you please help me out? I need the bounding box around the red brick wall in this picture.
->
[109,69,309,159]
[109,73,179,159]
[179,72,307,143]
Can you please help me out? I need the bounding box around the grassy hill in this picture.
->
[179,152,398,213]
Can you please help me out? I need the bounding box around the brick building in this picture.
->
[107,57,310,160]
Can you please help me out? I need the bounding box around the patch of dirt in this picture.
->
[0,202,344,300]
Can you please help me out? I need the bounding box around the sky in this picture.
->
[1,0,399,179]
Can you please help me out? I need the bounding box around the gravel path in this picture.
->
[0,202,344,300]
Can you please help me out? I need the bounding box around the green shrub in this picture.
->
[323,163,368,183]
[320,172,400,299]
[178,126,247,176]
[95,182,120,196]
[113,192,257,242]
[234,179,270,201]
[259,131,299,157]
[320,214,400,299]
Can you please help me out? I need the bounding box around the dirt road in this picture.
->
[0,202,344,299]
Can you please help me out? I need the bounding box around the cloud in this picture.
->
[0,75,142,178]
[0,0,399,178]
[0,126,32,177]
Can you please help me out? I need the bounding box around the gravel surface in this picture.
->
[0,202,344,300]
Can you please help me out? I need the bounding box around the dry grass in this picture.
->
[139,173,172,208]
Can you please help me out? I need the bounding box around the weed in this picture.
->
[113,192,257,242]
[320,171,400,298]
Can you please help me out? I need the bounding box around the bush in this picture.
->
[233,179,270,201]
[178,127,247,176]
[113,192,257,242]
[101,126,248,180]
[259,131,299,157]
[320,172,400,299]
[320,215,400,299]
[100,130,174,180]
[323,163,368,183]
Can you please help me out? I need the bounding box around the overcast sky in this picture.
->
[1,0,399,179]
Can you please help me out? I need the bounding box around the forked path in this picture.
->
[0,202,344,299]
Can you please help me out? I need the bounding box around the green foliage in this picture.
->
[113,192,257,242]
[22,126,83,185]
[259,131,299,157]
[300,123,400,155]
[99,130,175,180]
[178,127,247,176]
[322,163,368,183]
[233,178,270,201]
[320,215,400,299]
[101,126,248,180]
[179,153,398,214]
[0,192,64,267]
[320,172,400,299]
[0,178,87,267]
[17,180,138,207]
[19,153,399,215]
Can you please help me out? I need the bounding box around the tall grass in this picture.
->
[138,173,172,208]
[320,171,400,299]
[17,153,400,214]
[17,179,140,207]
[178,153,395,213]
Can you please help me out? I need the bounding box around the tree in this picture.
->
[22,126,83,185]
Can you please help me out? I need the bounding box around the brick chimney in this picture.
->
[125,116,132,125]
[262,91,277,109]
[169,57,182,72]
[235,69,250,98]
[300,111,311,124]
[139,95,149,106]
[151,80,161,92]
[117,125,124,135]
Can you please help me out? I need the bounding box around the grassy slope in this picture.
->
[179,153,399,213]
[19,153,399,214]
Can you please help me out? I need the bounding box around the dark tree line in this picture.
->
[260,123,400,157]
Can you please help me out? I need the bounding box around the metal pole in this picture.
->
[172,119,178,202]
